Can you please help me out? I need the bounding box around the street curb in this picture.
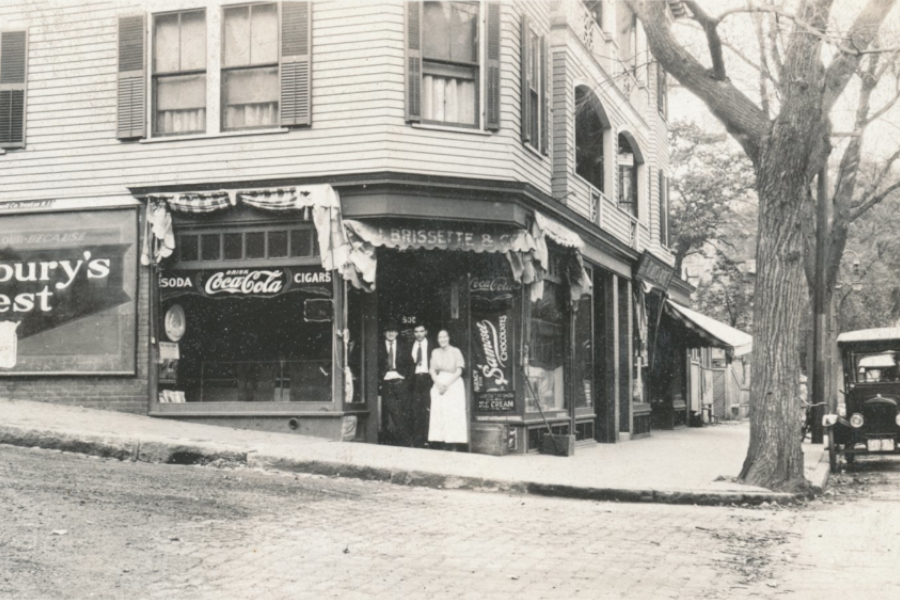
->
[248,452,801,506]
[0,423,810,507]
[0,425,248,466]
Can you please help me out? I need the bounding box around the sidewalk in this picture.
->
[0,398,829,505]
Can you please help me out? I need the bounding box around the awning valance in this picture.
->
[533,212,584,249]
[665,300,753,356]
[140,185,349,278]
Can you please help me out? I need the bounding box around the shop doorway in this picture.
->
[377,249,474,343]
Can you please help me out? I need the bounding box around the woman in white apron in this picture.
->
[428,330,468,450]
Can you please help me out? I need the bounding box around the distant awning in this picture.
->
[342,219,534,254]
[665,300,753,356]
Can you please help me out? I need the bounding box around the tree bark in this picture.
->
[630,0,895,491]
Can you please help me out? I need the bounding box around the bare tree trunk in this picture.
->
[738,163,809,491]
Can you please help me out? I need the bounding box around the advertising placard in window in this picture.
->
[470,276,517,413]
[0,208,138,375]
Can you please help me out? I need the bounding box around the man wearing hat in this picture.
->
[379,320,413,446]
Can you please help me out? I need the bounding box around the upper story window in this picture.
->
[421,1,479,126]
[0,29,28,149]
[583,0,602,29]
[618,132,641,218]
[405,1,501,132]
[574,86,609,193]
[222,3,279,130]
[520,14,548,155]
[153,9,208,136]
[118,3,312,142]
[617,5,638,77]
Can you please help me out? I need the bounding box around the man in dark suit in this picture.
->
[408,322,434,448]
[379,321,413,446]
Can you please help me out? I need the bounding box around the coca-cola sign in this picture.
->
[205,269,285,297]
[470,276,520,293]
[160,267,332,300]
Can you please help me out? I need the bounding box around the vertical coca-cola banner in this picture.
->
[470,276,517,413]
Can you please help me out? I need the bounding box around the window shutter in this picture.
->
[281,2,312,127]
[657,64,667,118]
[0,30,27,149]
[116,16,145,140]
[540,35,549,155]
[485,1,501,131]
[405,1,423,123]
[661,172,670,245]
[519,13,530,144]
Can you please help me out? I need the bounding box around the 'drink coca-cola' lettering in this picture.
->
[204,270,285,296]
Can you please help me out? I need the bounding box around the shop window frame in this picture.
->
[173,222,320,270]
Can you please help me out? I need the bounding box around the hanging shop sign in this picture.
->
[159,266,332,300]
[0,208,138,375]
[471,282,517,413]
[635,250,676,293]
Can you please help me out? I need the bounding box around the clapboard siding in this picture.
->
[0,0,667,225]
[382,0,554,196]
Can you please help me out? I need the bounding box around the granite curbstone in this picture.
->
[0,425,138,461]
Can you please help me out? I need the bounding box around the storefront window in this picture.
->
[572,289,593,409]
[157,265,334,404]
[526,281,567,413]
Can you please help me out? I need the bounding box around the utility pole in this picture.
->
[811,167,830,444]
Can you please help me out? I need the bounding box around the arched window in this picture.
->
[575,86,609,193]
[617,132,643,217]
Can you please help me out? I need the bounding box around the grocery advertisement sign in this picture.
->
[0,208,138,375]
[470,276,518,413]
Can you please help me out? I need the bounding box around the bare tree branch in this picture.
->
[753,12,772,117]
[683,0,728,80]
[823,0,898,113]
[629,0,770,162]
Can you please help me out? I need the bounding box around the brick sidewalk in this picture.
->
[0,399,828,503]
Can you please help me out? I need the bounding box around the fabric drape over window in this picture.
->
[140,185,350,280]
[527,212,592,303]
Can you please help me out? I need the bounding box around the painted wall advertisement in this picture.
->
[0,209,138,375]
[470,276,517,413]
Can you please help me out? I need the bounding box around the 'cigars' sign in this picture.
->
[471,289,517,413]
[160,267,332,299]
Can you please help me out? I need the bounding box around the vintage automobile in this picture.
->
[825,327,900,470]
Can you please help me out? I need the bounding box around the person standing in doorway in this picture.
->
[409,322,433,448]
[379,321,413,446]
[428,330,469,451]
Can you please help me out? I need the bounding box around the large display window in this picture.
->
[525,280,567,414]
[157,265,334,404]
[0,208,138,375]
